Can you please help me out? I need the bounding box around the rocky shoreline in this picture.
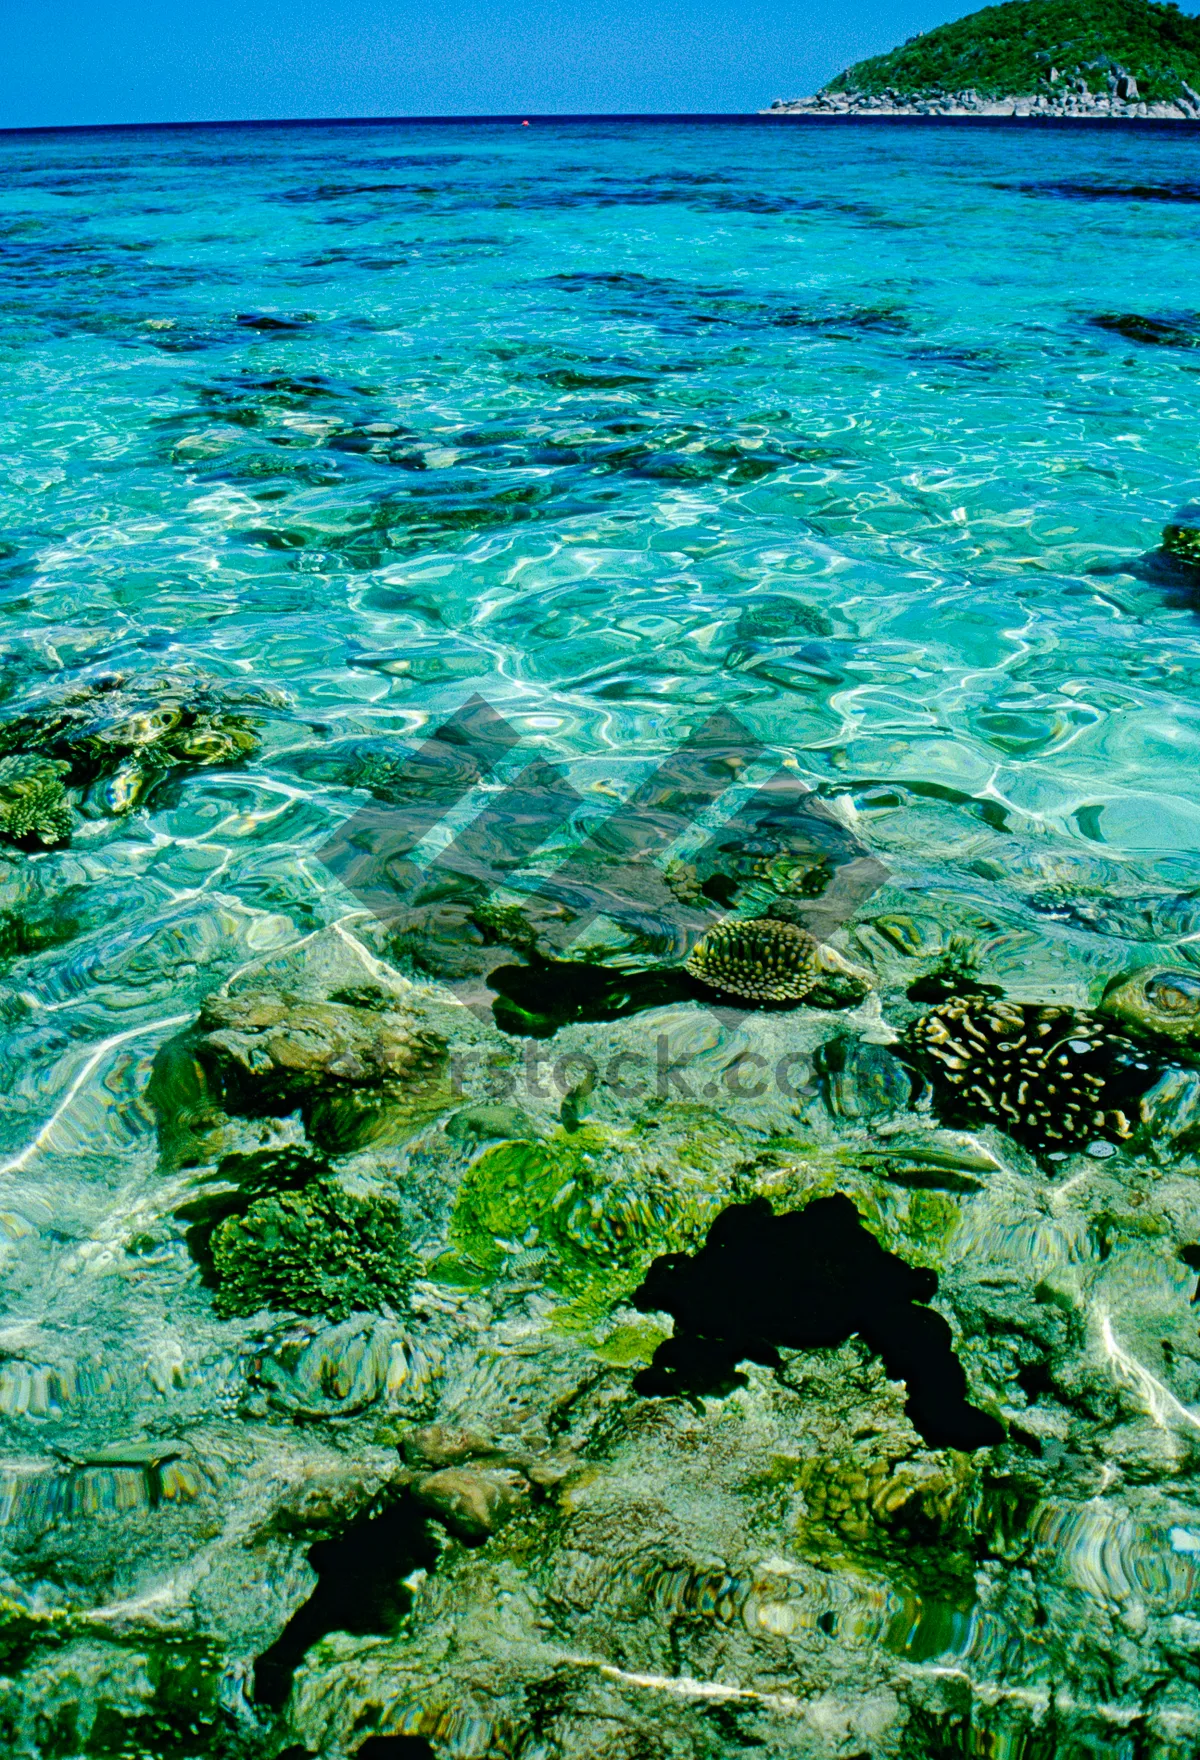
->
[764,80,1200,120]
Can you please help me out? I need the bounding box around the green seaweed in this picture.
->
[209,1177,412,1320]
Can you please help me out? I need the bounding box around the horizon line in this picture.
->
[2,111,761,138]
[4,109,1198,138]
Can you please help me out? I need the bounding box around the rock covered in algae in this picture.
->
[0,753,72,847]
[903,994,1162,1153]
[684,915,818,1002]
[1101,964,1200,1045]
[194,985,450,1151]
[210,1176,413,1320]
[410,1464,529,1541]
[198,989,446,1101]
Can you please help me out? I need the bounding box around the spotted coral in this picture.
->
[209,1178,412,1320]
[903,995,1160,1152]
[685,916,818,1002]
[797,1450,973,1549]
[0,754,73,848]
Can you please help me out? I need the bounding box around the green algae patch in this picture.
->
[210,1178,412,1320]
[592,1320,669,1366]
[898,1189,964,1257]
[0,1593,76,1673]
[438,1128,724,1317]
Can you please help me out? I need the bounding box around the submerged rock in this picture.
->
[0,754,72,848]
[1029,883,1200,942]
[0,870,104,961]
[198,990,446,1101]
[804,969,871,1011]
[685,915,819,1002]
[818,1035,917,1120]
[401,1424,499,1469]
[195,987,449,1152]
[410,1465,529,1541]
[1137,1064,1200,1145]
[17,909,1200,1756]
[1101,964,1200,1045]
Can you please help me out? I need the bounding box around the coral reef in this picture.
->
[796,1447,974,1551]
[0,670,275,814]
[16,884,1200,1758]
[0,753,72,847]
[210,1177,413,1320]
[441,1126,723,1317]
[903,994,1162,1153]
[685,915,819,1002]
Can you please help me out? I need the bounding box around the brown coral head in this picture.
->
[685,916,818,1003]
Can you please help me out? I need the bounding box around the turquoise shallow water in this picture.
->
[5,117,1200,1757]
[3,117,1200,1143]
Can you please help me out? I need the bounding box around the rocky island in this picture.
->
[766,0,1200,118]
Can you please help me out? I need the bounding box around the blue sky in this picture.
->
[2,0,967,128]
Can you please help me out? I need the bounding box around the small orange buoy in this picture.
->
[522,120,530,126]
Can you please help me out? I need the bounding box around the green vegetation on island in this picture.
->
[823,0,1200,106]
